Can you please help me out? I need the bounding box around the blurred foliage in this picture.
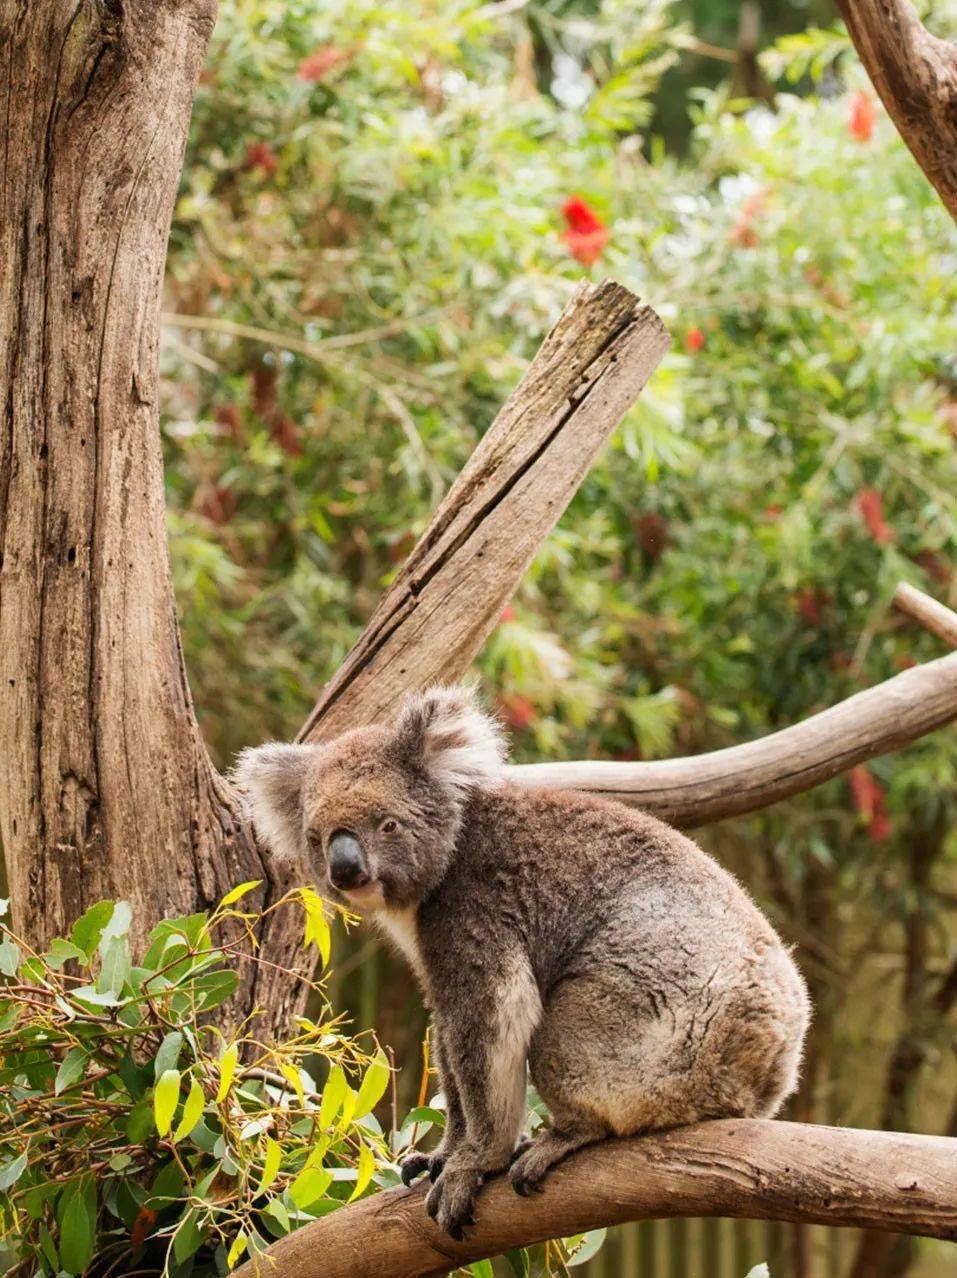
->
[160,2,957,1273]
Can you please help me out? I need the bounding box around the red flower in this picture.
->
[685,327,705,353]
[214,403,244,442]
[499,604,517,624]
[561,197,610,267]
[270,415,302,457]
[848,765,892,842]
[496,693,536,731]
[245,141,278,176]
[730,188,768,247]
[199,483,237,525]
[298,46,351,83]
[250,364,278,419]
[856,488,893,545]
[794,586,830,627]
[634,511,670,560]
[848,90,876,143]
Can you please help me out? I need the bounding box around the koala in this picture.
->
[235,686,810,1240]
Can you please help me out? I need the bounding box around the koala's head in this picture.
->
[233,686,506,911]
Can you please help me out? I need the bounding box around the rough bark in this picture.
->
[508,650,957,827]
[0,2,267,957]
[233,1120,957,1278]
[836,0,957,224]
[298,281,669,744]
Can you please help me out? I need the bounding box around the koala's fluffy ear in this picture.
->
[394,686,507,795]
[231,743,318,862]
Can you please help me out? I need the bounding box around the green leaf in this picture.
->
[217,1042,239,1102]
[220,880,262,906]
[154,1068,181,1137]
[567,1229,608,1266]
[126,1096,154,1142]
[401,1106,445,1128]
[226,1229,248,1269]
[173,1208,207,1263]
[155,1031,184,1079]
[58,1177,96,1276]
[190,967,239,1011]
[45,938,88,969]
[263,1196,290,1234]
[289,1166,332,1211]
[71,984,120,1007]
[97,934,131,996]
[0,938,20,977]
[257,1136,282,1194]
[70,900,115,960]
[349,1141,376,1201]
[318,1064,347,1128]
[505,1249,530,1278]
[55,1046,87,1096]
[174,1078,206,1142]
[98,899,132,950]
[0,1151,27,1191]
[470,1263,494,1278]
[353,1049,390,1120]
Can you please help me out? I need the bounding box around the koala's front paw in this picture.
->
[400,1150,447,1187]
[425,1166,482,1240]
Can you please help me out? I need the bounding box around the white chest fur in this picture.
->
[372,905,424,981]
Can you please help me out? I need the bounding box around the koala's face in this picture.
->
[234,687,506,912]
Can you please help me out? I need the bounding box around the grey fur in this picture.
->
[237,686,811,1239]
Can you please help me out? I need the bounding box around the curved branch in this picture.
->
[893,582,957,648]
[234,1120,957,1278]
[508,651,957,827]
[835,0,957,223]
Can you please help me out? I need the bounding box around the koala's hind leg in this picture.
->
[509,1106,608,1196]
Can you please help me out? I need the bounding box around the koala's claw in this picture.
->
[400,1152,432,1187]
[428,1153,446,1181]
[508,1144,552,1197]
[425,1166,482,1239]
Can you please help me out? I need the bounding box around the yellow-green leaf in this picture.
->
[154,1068,181,1138]
[349,1142,376,1201]
[280,1062,305,1107]
[226,1230,247,1270]
[217,1042,239,1103]
[318,1064,347,1128]
[220,880,262,907]
[289,1165,332,1210]
[174,1078,205,1142]
[300,888,331,967]
[353,1049,390,1120]
[257,1136,282,1195]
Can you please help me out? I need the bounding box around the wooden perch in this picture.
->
[836,0,957,224]
[297,281,670,743]
[508,649,957,828]
[234,1120,957,1278]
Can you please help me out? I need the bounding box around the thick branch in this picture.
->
[297,281,670,743]
[836,0,957,223]
[234,1120,957,1278]
[508,651,957,827]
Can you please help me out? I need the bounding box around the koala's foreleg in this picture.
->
[424,956,540,1239]
[399,1021,466,1187]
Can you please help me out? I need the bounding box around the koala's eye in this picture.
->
[379,818,399,835]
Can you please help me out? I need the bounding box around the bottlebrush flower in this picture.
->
[685,327,705,353]
[298,45,351,83]
[496,692,536,731]
[856,488,893,545]
[849,765,892,842]
[561,196,610,267]
[245,141,278,177]
[848,90,876,143]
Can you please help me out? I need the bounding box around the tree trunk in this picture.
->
[0,0,266,948]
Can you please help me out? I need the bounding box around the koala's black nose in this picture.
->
[328,830,371,891]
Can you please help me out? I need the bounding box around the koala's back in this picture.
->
[427,783,810,1131]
